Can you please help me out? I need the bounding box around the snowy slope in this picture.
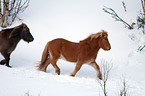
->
[0,0,145,96]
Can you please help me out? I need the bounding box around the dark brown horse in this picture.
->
[0,23,34,67]
[38,30,111,79]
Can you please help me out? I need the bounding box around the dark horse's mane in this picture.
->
[1,28,14,33]
[1,23,26,32]
[80,30,108,42]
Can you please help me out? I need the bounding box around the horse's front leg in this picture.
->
[89,61,102,80]
[1,51,11,68]
[70,62,83,77]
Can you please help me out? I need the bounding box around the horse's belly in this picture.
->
[59,54,77,62]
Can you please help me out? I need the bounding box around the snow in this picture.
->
[0,0,145,96]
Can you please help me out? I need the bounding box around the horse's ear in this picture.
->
[9,27,21,38]
[97,33,102,38]
[100,30,108,37]
[22,23,26,28]
[99,32,107,37]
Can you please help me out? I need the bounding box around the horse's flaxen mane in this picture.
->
[80,30,108,42]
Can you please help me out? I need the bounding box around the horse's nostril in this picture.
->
[32,38,34,41]
[107,48,111,51]
[30,37,34,41]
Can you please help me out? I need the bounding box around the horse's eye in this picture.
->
[105,38,107,40]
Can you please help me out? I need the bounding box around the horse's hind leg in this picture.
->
[41,59,50,72]
[51,59,60,75]
[39,58,50,72]
[0,59,7,65]
[1,51,11,67]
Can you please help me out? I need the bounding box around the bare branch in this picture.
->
[103,6,134,29]
[97,59,113,96]
[122,1,127,12]
[9,0,16,13]
[141,0,145,16]
[138,45,145,51]
[119,78,128,96]
[0,0,30,27]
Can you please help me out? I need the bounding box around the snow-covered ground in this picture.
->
[0,0,145,96]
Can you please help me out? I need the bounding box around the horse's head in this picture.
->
[9,23,34,43]
[80,30,111,51]
[20,23,34,43]
[98,31,111,51]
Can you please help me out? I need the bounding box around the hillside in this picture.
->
[0,0,145,96]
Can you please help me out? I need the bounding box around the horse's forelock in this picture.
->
[90,33,100,39]
[89,31,108,39]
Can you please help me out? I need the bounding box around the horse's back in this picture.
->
[48,38,78,51]
[49,38,78,47]
[48,38,79,62]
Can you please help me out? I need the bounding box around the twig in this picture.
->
[138,45,145,51]
[97,59,113,96]
[120,78,128,96]
[122,1,127,12]
[141,0,145,16]
[103,6,134,29]
[0,0,30,27]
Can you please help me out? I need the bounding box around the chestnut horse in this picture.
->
[0,23,34,67]
[38,30,111,79]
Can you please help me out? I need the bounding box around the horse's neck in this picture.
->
[9,36,21,46]
[90,39,101,59]
[90,38,100,49]
[84,39,100,58]
[81,39,100,52]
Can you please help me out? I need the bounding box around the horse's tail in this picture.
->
[38,42,50,71]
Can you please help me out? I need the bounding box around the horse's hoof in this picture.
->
[99,77,102,80]
[38,68,46,72]
[0,62,5,65]
[57,72,60,75]
[6,65,12,68]
[70,74,75,77]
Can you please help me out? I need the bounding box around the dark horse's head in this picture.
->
[9,23,34,43]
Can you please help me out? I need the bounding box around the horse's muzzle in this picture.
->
[107,47,111,51]
[30,37,34,42]
[26,37,34,43]
[29,37,34,42]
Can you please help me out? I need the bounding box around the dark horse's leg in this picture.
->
[0,59,7,65]
[1,51,11,68]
